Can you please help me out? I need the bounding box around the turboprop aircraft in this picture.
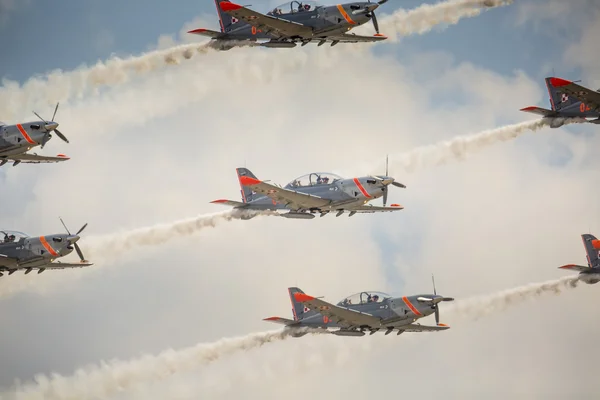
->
[520,77,600,128]
[0,103,70,166]
[188,0,389,50]
[559,234,600,284]
[264,278,454,337]
[211,162,406,219]
[0,219,92,277]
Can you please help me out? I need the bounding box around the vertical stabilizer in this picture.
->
[236,167,257,203]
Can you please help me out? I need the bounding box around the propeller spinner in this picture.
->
[33,102,69,148]
[370,155,406,206]
[59,217,88,263]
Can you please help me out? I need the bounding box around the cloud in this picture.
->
[2,1,600,399]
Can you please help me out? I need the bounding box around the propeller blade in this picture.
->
[434,305,440,325]
[51,102,59,121]
[76,223,88,236]
[33,111,48,124]
[391,181,406,188]
[432,274,437,295]
[377,0,387,4]
[371,11,379,34]
[74,242,85,262]
[54,129,69,143]
[59,217,72,235]
[383,186,388,207]
[385,154,389,176]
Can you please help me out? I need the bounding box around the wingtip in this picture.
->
[550,77,572,88]
[390,203,403,208]
[374,33,387,38]
[263,316,281,321]
[57,154,70,159]
[294,292,314,302]
[188,28,207,34]
[220,1,242,11]
[239,176,261,186]
[437,323,449,328]
[559,264,576,270]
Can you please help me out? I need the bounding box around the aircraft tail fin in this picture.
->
[581,234,600,268]
[236,167,258,203]
[546,77,579,111]
[214,0,246,32]
[288,287,318,321]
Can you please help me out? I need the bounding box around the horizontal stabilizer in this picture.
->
[559,264,589,272]
[210,199,246,207]
[520,106,557,117]
[188,28,223,38]
[263,316,300,326]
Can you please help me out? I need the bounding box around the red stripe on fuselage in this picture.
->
[402,296,422,316]
[16,124,36,145]
[353,178,371,198]
[39,236,59,257]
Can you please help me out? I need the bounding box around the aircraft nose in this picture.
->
[45,122,59,131]
[68,235,80,244]
[381,177,395,185]
[365,3,379,11]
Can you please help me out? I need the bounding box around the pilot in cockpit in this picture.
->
[3,234,15,243]
[322,176,329,184]
[304,3,311,10]
[297,2,304,11]
[372,295,379,302]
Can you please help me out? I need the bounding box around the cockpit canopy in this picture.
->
[337,291,391,306]
[285,172,343,188]
[1,230,29,243]
[267,1,321,15]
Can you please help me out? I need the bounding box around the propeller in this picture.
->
[366,0,388,34]
[370,155,406,206]
[59,217,88,262]
[33,102,69,148]
[431,274,454,326]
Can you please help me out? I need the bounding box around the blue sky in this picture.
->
[0,0,587,84]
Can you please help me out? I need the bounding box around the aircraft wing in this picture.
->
[239,176,332,210]
[0,254,18,268]
[294,292,382,328]
[3,153,70,164]
[400,323,450,332]
[346,204,404,213]
[550,78,600,111]
[43,261,93,269]
[219,2,313,38]
[326,33,388,43]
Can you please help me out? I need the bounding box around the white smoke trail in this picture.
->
[448,276,582,321]
[0,329,320,400]
[378,0,514,42]
[85,209,277,261]
[0,276,583,400]
[369,117,586,174]
[0,210,276,300]
[0,0,510,121]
